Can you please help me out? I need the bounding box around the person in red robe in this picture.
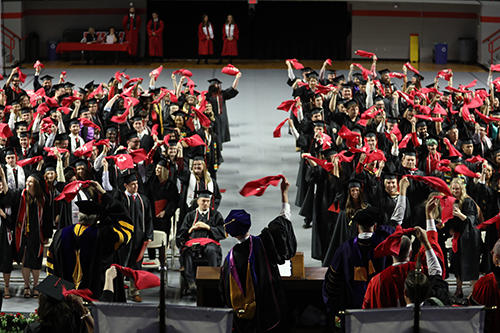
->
[470,239,500,333]
[197,14,214,65]
[218,15,239,64]
[147,12,163,60]
[122,6,141,57]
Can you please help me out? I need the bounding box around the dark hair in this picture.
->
[37,293,73,332]
[225,15,235,24]
[404,270,430,305]
[27,177,45,207]
[202,14,209,27]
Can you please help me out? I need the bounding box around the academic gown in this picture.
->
[115,191,154,270]
[122,14,141,56]
[448,197,482,281]
[206,88,239,144]
[1,188,53,269]
[0,200,14,273]
[147,19,164,57]
[323,234,387,313]
[470,266,500,333]
[198,23,214,55]
[221,24,239,56]
[47,193,133,301]
[219,216,297,333]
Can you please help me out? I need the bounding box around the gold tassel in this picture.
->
[354,267,368,281]
[72,250,83,289]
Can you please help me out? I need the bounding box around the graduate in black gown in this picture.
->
[47,183,134,302]
[220,177,297,333]
[0,179,14,299]
[0,169,53,298]
[205,74,241,145]
[176,189,225,294]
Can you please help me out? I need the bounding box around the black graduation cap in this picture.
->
[87,98,98,105]
[105,125,117,133]
[374,95,385,103]
[300,67,312,73]
[182,82,198,88]
[382,172,398,180]
[387,117,400,124]
[341,82,354,90]
[310,107,322,115]
[14,121,28,129]
[321,147,337,158]
[489,143,500,156]
[139,93,152,100]
[84,81,95,91]
[353,73,363,79]
[18,131,29,138]
[72,159,87,168]
[312,120,325,127]
[346,178,364,189]
[425,83,436,89]
[123,170,138,184]
[193,155,205,162]
[78,107,90,116]
[195,189,212,199]
[337,98,348,105]
[130,115,143,124]
[43,163,57,173]
[477,121,488,129]
[34,275,75,301]
[21,107,31,115]
[305,71,319,79]
[69,118,80,126]
[345,99,358,108]
[11,73,19,79]
[442,91,451,97]
[364,129,377,138]
[76,200,106,216]
[401,147,417,157]
[461,137,473,145]
[416,120,427,128]
[413,73,425,81]
[10,99,20,106]
[358,78,368,85]
[4,147,15,156]
[207,78,222,85]
[52,83,65,91]
[55,133,69,141]
[78,87,87,95]
[327,69,337,74]
[332,75,345,84]
[157,158,169,168]
[378,69,390,76]
[445,155,462,164]
[40,75,53,82]
[352,206,381,227]
[114,108,127,115]
[351,124,365,133]
[29,170,46,192]
[171,110,185,118]
[64,82,75,89]
[124,129,138,141]
[443,123,457,132]
[491,110,500,117]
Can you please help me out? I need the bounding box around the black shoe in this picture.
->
[302,219,312,229]
[204,59,209,64]
[196,59,200,65]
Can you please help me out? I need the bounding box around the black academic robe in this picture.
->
[206,87,239,144]
[47,193,133,301]
[220,216,297,333]
[0,200,14,273]
[115,191,154,270]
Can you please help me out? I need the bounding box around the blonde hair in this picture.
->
[157,165,169,183]
[193,160,212,184]
[450,177,468,209]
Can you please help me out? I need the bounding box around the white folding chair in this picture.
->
[141,230,167,271]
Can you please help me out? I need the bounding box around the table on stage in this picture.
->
[195,252,327,330]
[56,42,131,54]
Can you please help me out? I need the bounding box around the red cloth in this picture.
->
[459,79,477,89]
[360,106,379,120]
[130,149,147,164]
[74,140,94,158]
[364,150,386,164]
[94,139,110,146]
[286,58,304,70]
[455,164,480,179]
[398,134,412,149]
[185,237,221,247]
[60,71,67,83]
[436,69,453,81]
[388,72,406,79]
[239,175,285,197]
[277,99,295,112]
[111,264,161,290]
[374,225,415,258]
[476,212,500,230]
[444,139,462,157]
[221,64,240,76]
[337,151,355,163]
[432,103,447,116]
[363,262,416,309]
[273,119,288,138]
[403,175,453,197]
[111,108,129,123]
[79,117,100,131]
[16,156,42,167]
[355,50,375,58]
[0,123,13,138]
[303,155,334,172]
[404,62,420,74]
[34,60,44,69]
[491,64,500,71]
[434,195,456,224]
[61,97,79,108]
[475,111,500,124]
[172,69,193,77]
[414,114,443,122]
[43,147,69,157]
[114,71,129,83]
[470,273,500,333]
[147,19,164,57]
[452,232,460,253]
[198,22,214,55]
[16,67,26,83]
[55,180,92,203]
[325,59,332,66]
[180,134,207,147]
[150,66,163,80]
[466,155,485,164]
[222,24,239,56]
[105,154,135,170]
[122,14,141,55]
[62,286,97,303]
[88,83,103,99]
[56,42,131,54]
[192,106,211,128]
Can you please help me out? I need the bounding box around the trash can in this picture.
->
[435,43,448,65]
[47,40,59,61]
[458,38,476,64]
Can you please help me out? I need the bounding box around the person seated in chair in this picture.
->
[176,189,225,294]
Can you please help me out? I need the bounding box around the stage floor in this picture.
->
[1,60,477,314]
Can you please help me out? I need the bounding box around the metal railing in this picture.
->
[1,24,28,65]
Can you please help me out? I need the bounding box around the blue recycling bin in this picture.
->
[47,40,59,61]
[435,43,448,65]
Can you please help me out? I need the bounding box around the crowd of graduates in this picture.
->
[279,55,500,331]
[0,61,242,304]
